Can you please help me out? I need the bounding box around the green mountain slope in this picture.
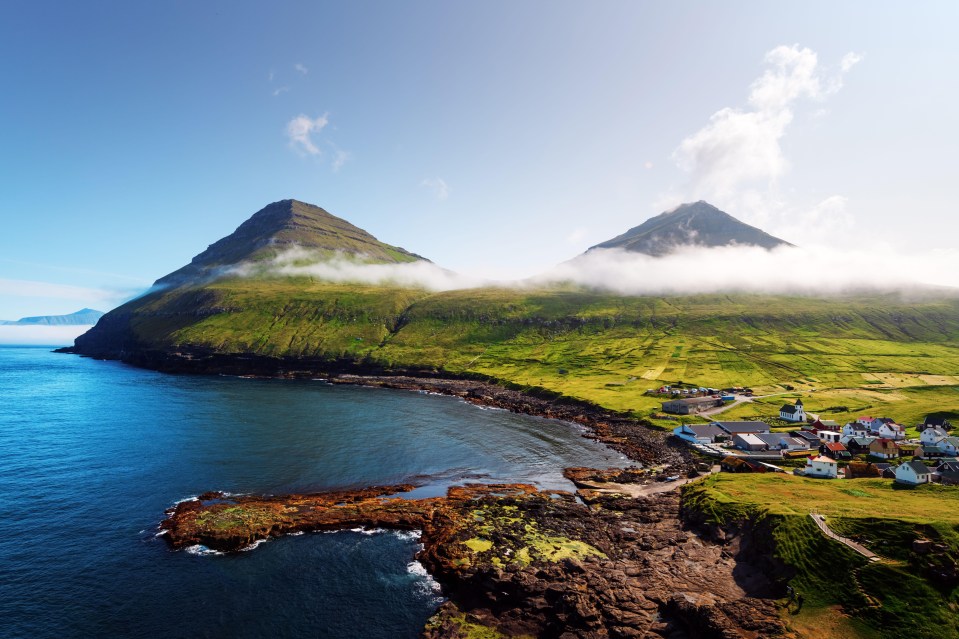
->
[72,277,959,427]
[589,200,791,256]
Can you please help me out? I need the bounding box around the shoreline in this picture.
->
[57,347,695,473]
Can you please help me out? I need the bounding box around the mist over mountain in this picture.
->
[156,199,427,286]
[587,201,791,257]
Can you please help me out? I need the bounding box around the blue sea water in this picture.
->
[0,346,625,638]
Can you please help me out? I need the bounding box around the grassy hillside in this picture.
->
[683,474,959,639]
[75,277,959,428]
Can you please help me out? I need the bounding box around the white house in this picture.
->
[780,399,805,423]
[895,460,933,485]
[857,416,876,428]
[921,427,948,446]
[842,423,869,438]
[817,430,842,444]
[937,437,959,457]
[803,455,838,479]
[878,422,906,441]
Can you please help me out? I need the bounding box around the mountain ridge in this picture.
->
[588,200,792,256]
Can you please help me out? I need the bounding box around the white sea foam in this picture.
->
[407,560,444,601]
[185,544,224,557]
[394,530,422,542]
[349,527,387,535]
[240,539,269,552]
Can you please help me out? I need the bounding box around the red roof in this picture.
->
[824,442,847,451]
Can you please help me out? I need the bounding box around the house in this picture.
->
[857,416,876,428]
[803,455,838,479]
[812,418,841,432]
[874,463,897,479]
[791,430,822,448]
[844,437,876,456]
[662,397,724,415]
[914,445,948,460]
[869,438,900,460]
[817,430,842,444]
[936,461,959,485]
[842,423,869,438]
[733,433,768,451]
[713,421,771,435]
[779,436,813,452]
[672,423,729,444]
[895,460,933,485]
[780,399,806,423]
[937,437,959,457]
[920,427,948,446]
[878,422,906,441]
[721,456,767,473]
[920,416,952,432]
[844,461,881,479]
[820,441,852,460]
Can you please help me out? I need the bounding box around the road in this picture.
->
[809,513,880,561]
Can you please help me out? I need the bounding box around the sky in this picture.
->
[2,1,958,324]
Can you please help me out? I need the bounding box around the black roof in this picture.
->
[713,421,770,434]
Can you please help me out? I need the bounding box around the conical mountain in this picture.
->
[157,199,425,285]
[588,201,791,257]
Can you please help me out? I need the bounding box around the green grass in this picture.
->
[683,474,959,638]
[88,281,959,429]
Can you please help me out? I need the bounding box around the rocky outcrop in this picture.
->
[161,481,787,638]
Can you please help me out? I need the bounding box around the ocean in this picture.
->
[0,346,624,638]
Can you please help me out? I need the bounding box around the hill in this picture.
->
[1,308,104,326]
[68,198,959,428]
[156,199,425,286]
[588,200,791,256]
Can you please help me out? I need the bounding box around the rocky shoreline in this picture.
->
[69,348,787,636]
[162,482,787,638]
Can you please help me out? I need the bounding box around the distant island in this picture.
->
[1,308,104,326]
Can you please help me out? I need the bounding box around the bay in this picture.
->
[0,346,624,638]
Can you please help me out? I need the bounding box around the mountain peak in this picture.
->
[588,201,791,257]
[155,199,425,286]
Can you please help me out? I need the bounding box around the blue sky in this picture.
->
[2,1,958,321]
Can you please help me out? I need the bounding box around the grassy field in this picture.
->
[683,473,959,639]
[84,279,959,430]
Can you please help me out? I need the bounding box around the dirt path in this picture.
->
[809,513,880,561]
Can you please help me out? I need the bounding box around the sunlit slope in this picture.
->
[75,279,959,423]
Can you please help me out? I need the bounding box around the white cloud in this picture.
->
[273,86,290,96]
[294,63,309,74]
[566,228,588,244]
[670,45,861,228]
[224,245,959,298]
[330,144,350,172]
[0,278,119,304]
[421,177,450,200]
[286,113,329,155]
[538,246,959,295]
[841,52,864,73]
[0,325,93,346]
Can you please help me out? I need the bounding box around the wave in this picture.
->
[184,544,224,557]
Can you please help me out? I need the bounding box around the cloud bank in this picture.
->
[0,325,93,346]
[226,245,959,297]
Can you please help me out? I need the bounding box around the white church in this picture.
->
[780,398,805,423]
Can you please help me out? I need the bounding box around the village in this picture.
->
[661,388,959,486]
